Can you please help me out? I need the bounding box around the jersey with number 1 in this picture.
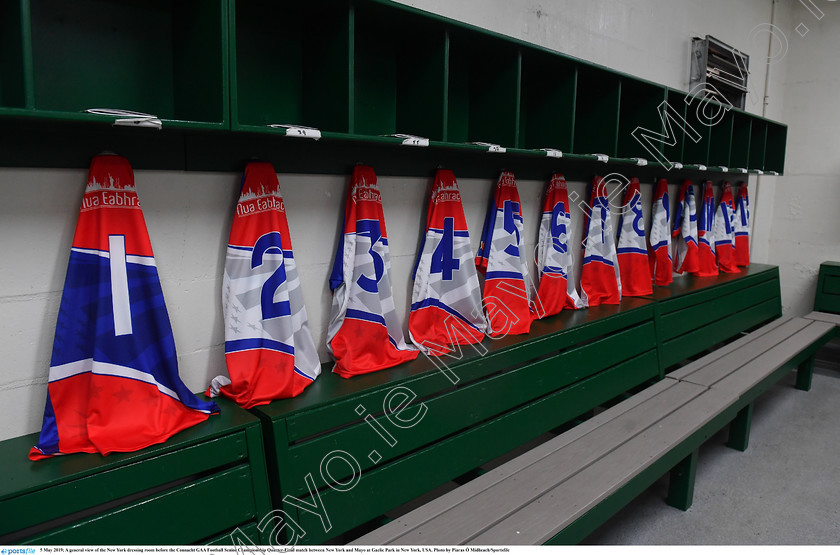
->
[580,176,621,306]
[672,180,699,275]
[648,178,673,286]
[327,165,418,377]
[30,154,218,460]
[208,162,321,408]
[409,170,486,355]
[695,181,719,277]
[616,178,652,296]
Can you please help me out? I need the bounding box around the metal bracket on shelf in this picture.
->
[540,148,563,158]
[85,108,162,129]
[632,157,648,166]
[591,153,609,163]
[268,124,321,140]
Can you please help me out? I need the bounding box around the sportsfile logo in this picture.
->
[1,549,36,554]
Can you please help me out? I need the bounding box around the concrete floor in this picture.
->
[583,365,840,545]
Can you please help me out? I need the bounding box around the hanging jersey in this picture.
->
[580,176,621,306]
[648,178,673,286]
[535,174,583,318]
[207,162,321,409]
[616,178,652,297]
[714,182,739,274]
[327,165,418,377]
[30,155,218,461]
[734,182,750,267]
[695,181,719,277]
[475,171,533,336]
[672,180,699,275]
[409,169,486,355]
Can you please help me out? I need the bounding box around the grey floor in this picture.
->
[583,363,840,545]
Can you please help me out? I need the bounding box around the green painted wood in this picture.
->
[749,120,767,170]
[518,49,576,151]
[23,465,257,545]
[726,403,753,452]
[815,263,840,314]
[616,78,667,159]
[795,356,814,392]
[649,264,778,307]
[205,522,260,546]
[764,123,787,174]
[0,433,248,536]
[666,449,698,511]
[243,423,274,544]
[281,323,657,493]
[730,112,752,170]
[574,66,620,157]
[287,351,660,544]
[0,0,27,108]
[708,110,734,168]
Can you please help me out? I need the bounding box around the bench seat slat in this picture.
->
[469,387,737,545]
[669,317,810,385]
[666,316,792,380]
[803,311,840,326]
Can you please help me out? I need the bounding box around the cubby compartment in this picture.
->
[680,92,713,166]
[764,123,787,174]
[707,109,733,167]
[29,0,227,127]
[231,0,350,133]
[352,2,447,139]
[729,112,752,170]
[518,47,576,152]
[447,31,520,146]
[573,66,620,157]
[749,119,768,170]
[0,0,29,109]
[616,78,666,159]
[660,90,687,165]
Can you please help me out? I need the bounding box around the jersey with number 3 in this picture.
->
[327,165,418,377]
[30,155,218,460]
[409,170,486,355]
[207,162,321,408]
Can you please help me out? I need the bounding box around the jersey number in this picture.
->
[503,200,521,257]
[252,232,291,320]
[430,217,460,281]
[357,220,385,293]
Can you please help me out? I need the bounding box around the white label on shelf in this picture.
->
[86,108,162,129]
[755,170,764,175]
[697,164,707,171]
[673,162,684,170]
[769,171,779,176]
[472,142,506,153]
[632,158,648,166]
[269,124,322,140]
[719,166,728,173]
[391,134,430,147]
[592,153,609,163]
[737,167,749,173]
[540,148,563,158]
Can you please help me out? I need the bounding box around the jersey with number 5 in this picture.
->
[409,170,486,355]
[327,165,418,377]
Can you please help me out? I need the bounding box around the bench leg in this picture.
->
[727,403,753,452]
[796,355,815,392]
[667,449,698,511]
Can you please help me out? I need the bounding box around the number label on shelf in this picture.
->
[697,164,707,171]
[632,158,648,167]
[86,108,162,129]
[389,134,430,147]
[471,142,506,153]
[269,124,322,140]
[592,154,609,163]
[540,148,563,158]
[719,166,728,173]
[673,162,684,170]
[737,167,749,173]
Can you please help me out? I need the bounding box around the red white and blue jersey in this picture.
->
[648,178,673,286]
[327,166,418,377]
[616,178,652,297]
[714,182,739,274]
[535,174,583,317]
[475,172,533,336]
[672,180,699,275]
[207,162,321,409]
[734,182,750,267]
[30,155,218,461]
[580,176,621,306]
[409,170,486,355]
[695,181,719,277]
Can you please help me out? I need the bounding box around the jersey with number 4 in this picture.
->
[327,165,418,377]
[30,155,218,460]
[409,169,486,355]
[207,162,321,408]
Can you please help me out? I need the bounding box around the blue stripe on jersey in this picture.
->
[410,298,483,332]
[345,308,387,326]
[651,240,669,250]
[226,337,295,356]
[294,366,317,381]
[714,239,733,247]
[583,254,616,267]
[734,231,749,237]
[428,227,470,237]
[485,271,525,281]
[541,265,568,278]
[616,247,648,255]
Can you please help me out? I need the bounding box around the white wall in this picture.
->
[764,1,840,315]
[0,0,796,442]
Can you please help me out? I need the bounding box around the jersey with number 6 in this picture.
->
[409,169,486,355]
[208,162,321,408]
[327,165,418,377]
[30,155,218,460]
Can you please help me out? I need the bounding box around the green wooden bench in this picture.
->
[814,261,840,314]
[250,265,783,545]
[0,396,272,545]
[351,312,835,545]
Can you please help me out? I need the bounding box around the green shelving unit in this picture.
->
[0,0,788,175]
